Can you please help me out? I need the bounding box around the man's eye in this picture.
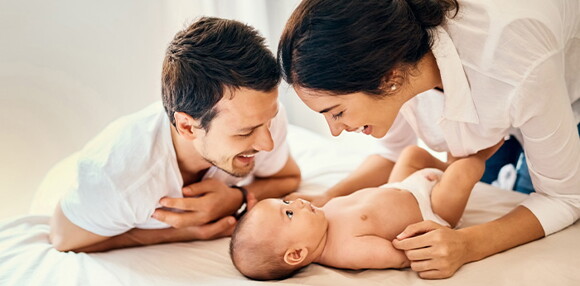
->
[286,210,293,219]
[332,111,344,120]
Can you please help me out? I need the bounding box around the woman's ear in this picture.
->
[174,112,202,140]
[382,69,405,94]
[283,247,309,266]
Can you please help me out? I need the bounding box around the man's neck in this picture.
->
[169,124,212,185]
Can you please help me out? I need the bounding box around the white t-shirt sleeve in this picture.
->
[512,52,580,236]
[377,113,418,162]
[253,103,291,177]
[60,159,136,237]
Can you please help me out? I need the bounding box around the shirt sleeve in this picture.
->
[512,52,580,236]
[252,103,291,177]
[377,113,418,162]
[60,158,136,237]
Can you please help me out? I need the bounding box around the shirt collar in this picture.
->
[431,26,479,124]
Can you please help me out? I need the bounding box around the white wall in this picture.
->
[0,0,333,220]
[0,0,195,219]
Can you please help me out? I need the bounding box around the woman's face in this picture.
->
[294,86,407,138]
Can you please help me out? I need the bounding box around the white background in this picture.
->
[0,0,438,220]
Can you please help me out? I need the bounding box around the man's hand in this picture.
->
[152,179,244,228]
[284,192,332,207]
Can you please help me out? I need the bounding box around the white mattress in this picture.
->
[1,125,579,286]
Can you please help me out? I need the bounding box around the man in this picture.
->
[48,17,301,252]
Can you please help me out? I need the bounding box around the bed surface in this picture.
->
[1,125,579,286]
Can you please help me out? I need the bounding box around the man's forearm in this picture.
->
[73,227,189,253]
[246,174,300,201]
[460,206,545,263]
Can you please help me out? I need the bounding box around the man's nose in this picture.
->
[252,125,274,152]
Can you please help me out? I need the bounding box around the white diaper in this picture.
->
[381,168,450,227]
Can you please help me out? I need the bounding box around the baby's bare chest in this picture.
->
[326,189,423,240]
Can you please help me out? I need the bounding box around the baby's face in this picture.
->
[249,198,328,250]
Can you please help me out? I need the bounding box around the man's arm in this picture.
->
[50,202,236,253]
[152,154,300,228]
[49,202,109,252]
[245,154,301,201]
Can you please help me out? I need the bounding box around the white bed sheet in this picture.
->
[1,125,579,286]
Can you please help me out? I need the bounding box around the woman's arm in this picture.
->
[393,50,579,280]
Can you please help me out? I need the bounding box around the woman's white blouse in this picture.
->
[379,0,580,235]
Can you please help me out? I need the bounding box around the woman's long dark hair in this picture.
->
[278,0,458,96]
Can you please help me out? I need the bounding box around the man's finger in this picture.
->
[191,216,236,240]
[396,220,441,240]
[246,192,258,210]
[159,197,201,211]
[152,209,206,228]
[182,184,208,197]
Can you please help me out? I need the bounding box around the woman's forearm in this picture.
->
[460,206,545,263]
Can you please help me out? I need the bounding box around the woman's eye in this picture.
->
[238,130,255,137]
[332,111,344,120]
[286,210,293,219]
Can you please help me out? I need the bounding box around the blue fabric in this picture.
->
[481,123,580,194]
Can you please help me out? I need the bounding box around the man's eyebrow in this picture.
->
[237,109,280,133]
[318,104,339,114]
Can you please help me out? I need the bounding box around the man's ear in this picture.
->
[283,247,309,266]
[174,112,202,140]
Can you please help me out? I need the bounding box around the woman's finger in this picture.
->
[409,260,434,272]
[396,220,443,240]
[404,247,432,261]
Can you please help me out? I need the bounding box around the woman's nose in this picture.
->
[325,117,344,137]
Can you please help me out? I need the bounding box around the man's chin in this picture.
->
[216,163,254,178]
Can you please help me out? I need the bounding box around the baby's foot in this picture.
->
[424,171,441,182]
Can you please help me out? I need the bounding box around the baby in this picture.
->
[230,145,491,280]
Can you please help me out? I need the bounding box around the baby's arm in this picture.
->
[330,235,409,270]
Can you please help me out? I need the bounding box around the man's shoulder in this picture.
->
[77,102,174,184]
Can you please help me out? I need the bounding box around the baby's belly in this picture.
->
[345,189,423,240]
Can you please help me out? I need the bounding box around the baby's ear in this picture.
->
[283,247,309,266]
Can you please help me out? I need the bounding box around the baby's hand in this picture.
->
[284,192,331,207]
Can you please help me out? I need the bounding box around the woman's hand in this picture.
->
[392,220,471,279]
[284,192,332,207]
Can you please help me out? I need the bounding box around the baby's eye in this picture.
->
[282,200,289,204]
[286,210,293,219]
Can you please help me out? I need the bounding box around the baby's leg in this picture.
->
[388,146,447,183]
[431,156,485,228]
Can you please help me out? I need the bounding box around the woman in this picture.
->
[279,0,579,279]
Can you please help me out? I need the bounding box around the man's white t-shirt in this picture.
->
[56,101,290,237]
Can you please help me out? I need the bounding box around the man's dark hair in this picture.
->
[162,17,280,130]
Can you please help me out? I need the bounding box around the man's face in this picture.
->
[193,87,279,177]
[249,198,328,251]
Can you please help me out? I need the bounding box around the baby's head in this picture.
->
[230,198,328,280]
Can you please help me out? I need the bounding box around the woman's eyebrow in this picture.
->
[318,104,339,114]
